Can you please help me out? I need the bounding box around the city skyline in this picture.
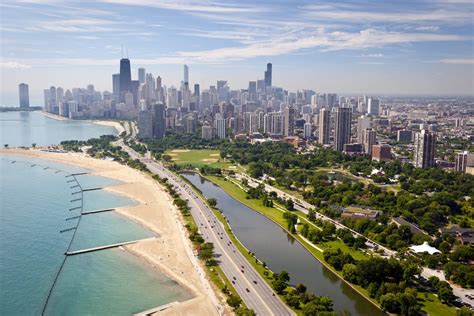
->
[1,0,473,105]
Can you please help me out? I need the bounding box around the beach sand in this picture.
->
[0,148,225,316]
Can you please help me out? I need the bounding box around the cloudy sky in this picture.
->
[1,0,473,106]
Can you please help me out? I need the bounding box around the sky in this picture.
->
[1,0,473,106]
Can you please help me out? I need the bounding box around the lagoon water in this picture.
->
[0,114,192,315]
[0,111,117,147]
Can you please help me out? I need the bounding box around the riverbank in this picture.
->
[0,148,220,316]
[37,111,125,135]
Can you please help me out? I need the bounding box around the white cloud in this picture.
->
[100,0,264,13]
[28,18,118,33]
[174,28,468,62]
[360,53,384,58]
[302,5,473,24]
[438,58,474,64]
[76,36,100,40]
[0,61,31,69]
[416,26,440,32]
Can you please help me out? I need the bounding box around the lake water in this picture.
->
[0,113,192,315]
[0,111,117,147]
[183,172,385,316]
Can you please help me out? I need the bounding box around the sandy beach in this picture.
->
[0,148,224,315]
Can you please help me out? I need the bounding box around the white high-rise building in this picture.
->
[167,86,178,108]
[414,130,436,168]
[455,151,474,173]
[362,128,376,155]
[357,115,372,144]
[183,64,189,84]
[215,115,226,139]
[202,125,213,140]
[318,108,330,145]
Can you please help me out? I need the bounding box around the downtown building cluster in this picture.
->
[38,58,473,172]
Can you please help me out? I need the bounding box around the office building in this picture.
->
[368,98,380,116]
[138,68,145,84]
[183,64,189,84]
[362,128,376,154]
[284,106,295,137]
[334,107,352,152]
[112,73,120,101]
[137,110,153,139]
[372,145,392,161]
[119,58,131,102]
[167,86,178,108]
[303,123,312,139]
[215,115,226,139]
[19,83,29,108]
[153,103,166,139]
[455,151,474,173]
[414,130,436,168]
[264,63,272,89]
[318,108,330,145]
[202,125,213,140]
[357,115,371,144]
[397,129,413,142]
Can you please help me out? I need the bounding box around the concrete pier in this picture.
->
[65,237,155,256]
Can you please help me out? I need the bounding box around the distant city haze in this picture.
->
[1,0,473,106]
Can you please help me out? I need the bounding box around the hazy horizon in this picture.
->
[1,0,473,106]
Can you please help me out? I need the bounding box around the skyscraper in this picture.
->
[112,73,120,101]
[153,103,166,139]
[183,64,189,84]
[18,83,29,108]
[137,110,153,139]
[303,123,312,139]
[455,151,474,173]
[368,98,380,116]
[414,129,436,168]
[334,107,352,152]
[357,115,371,144]
[215,114,226,139]
[284,106,295,137]
[318,108,330,145]
[138,68,145,84]
[119,58,131,102]
[264,63,272,89]
[362,128,376,155]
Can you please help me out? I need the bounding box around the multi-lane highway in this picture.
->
[119,141,293,315]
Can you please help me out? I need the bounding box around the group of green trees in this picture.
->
[271,270,336,315]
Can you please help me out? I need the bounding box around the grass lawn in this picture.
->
[418,292,457,316]
[165,149,232,169]
[318,240,371,261]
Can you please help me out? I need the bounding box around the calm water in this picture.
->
[0,156,192,315]
[183,172,385,316]
[0,111,117,147]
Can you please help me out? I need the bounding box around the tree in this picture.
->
[380,293,401,314]
[342,263,358,284]
[227,295,242,308]
[32,143,36,148]
[208,198,218,208]
[4,144,8,148]
[285,199,295,211]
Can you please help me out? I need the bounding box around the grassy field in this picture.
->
[418,292,457,316]
[165,149,233,169]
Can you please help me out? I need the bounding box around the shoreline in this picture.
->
[36,110,126,135]
[0,148,220,316]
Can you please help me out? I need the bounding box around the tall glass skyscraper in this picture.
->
[18,83,29,108]
[264,63,272,88]
[334,107,352,152]
[119,58,131,102]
